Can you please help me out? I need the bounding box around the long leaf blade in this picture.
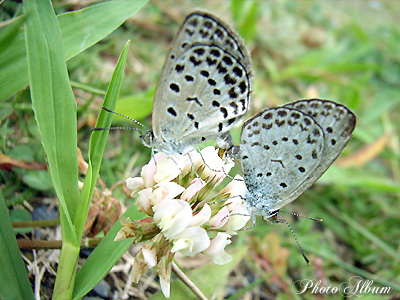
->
[0,189,35,300]
[0,0,148,102]
[24,0,79,232]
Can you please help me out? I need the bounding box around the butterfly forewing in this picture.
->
[152,11,252,155]
[240,107,325,211]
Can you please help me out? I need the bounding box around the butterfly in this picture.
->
[140,10,253,156]
[238,99,356,223]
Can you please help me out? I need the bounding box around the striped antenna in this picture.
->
[279,214,310,265]
[93,106,150,135]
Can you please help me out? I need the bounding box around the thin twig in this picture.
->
[17,237,103,250]
[171,261,208,300]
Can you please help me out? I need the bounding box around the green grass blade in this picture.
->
[55,38,130,300]
[24,0,79,234]
[0,189,35,300]
[0,0,148,102]
[60,0,147,60]
[72,41,131,300]
[324,204,400,261]
[0,15,26,55]
[75,40,130,239]
[24,0,83,297]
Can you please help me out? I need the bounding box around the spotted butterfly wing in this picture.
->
[239,107,326,213]
[151,11,253,155]
[281,99,356,202]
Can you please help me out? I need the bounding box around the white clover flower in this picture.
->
[120,147,250,298]
[125,177,145,195]
[141,162,156,188]
[189,146,234,180]
[190,203,211,227]
[153,199,192,239]
[160,277,170,298]
[204,232,232,265]
[150,182,185,206]
[220,197,250,233]
[171,226,210,256]
[218,174,247,197]
[154,153,186,184]
[141,244,157,268]
[207,206,229,229]
[181,178,205,202]
[136,188,153,215]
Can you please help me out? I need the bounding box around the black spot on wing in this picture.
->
[170,83,180,93]
[208,79,216,86]
[213,89,221,95]
[220,107,228,118]
[194,48,205,56]
[167,107,177,117]
[210,49,220,57]
[222,56,233,65]
[175,64,184,73]
[238,81,247,94]
[190,56,202,66]
[212,100,220,107]
[233,66,243,77]
[224,74,236,85]
[200,70,209,77]
[228,88,238,99]
[185,75,194,82]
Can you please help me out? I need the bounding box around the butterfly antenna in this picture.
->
[92,126,145,134]
[279,215,310,265]
[280,211,323,222]
[101,106,150,131]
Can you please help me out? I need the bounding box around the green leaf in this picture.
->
[0,15,26,55]
[22,170,53,192]
[0,189,35,300]
[24,0,79,233]
[0,0,148,102]
[72,41,132,299]
[115,86,155,121]
[319,166,400,192]
[75,39,131,240]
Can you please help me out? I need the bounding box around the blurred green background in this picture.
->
[1,0,399,299]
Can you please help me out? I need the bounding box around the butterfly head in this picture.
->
[261,210,281,224]
[140,130,155,149]
[144,133,192,156]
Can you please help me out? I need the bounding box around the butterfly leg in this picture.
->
[238,213,256,231]
[186,152,205,183]
[151,147,159,171]
[168,154,185,177]
[195,147,242,182]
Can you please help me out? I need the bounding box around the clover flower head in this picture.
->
[117,146,249,298]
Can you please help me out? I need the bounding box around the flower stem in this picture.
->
[171,261,208,300]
